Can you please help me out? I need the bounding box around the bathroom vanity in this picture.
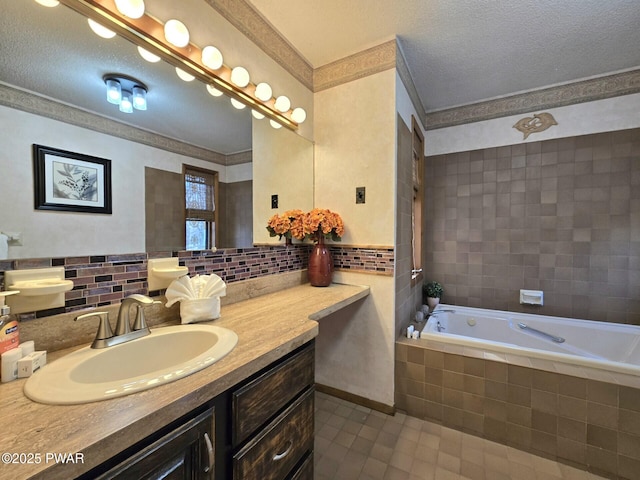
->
[0,282,369,480]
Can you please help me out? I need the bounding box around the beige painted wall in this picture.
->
[252,119,315,244]
[315,271,396,407]
[314,70,397,247]
[313,69,397,407]
[0,106,227,259]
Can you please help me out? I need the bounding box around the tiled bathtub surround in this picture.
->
[396,340,640,480]
[424,127,640,324]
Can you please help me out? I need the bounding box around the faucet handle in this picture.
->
[132,304,148,331]
[75,311,114,342]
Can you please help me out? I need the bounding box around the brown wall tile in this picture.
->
[424,127,640,322]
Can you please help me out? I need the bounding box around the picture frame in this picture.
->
[33,144,112,214]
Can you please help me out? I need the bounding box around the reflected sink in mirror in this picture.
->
[24,324,238,405]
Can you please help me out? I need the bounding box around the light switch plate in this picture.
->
[356,187,365,204]
[271,194,278,209]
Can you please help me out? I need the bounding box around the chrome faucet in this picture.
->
[76,294,156,349]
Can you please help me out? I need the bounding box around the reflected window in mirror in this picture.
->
[185,166,218,250]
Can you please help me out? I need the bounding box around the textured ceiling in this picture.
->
[0,0,252,155]
[248,0,640,111]
[2,0,638,155]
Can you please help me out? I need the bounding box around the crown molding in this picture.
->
[0,83,227,164]
[226,150,253,165]
[426,69,640,130]
[314,40,397,92]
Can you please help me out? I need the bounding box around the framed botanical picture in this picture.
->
[33,144,112,214]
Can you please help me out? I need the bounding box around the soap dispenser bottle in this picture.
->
[0,291,20,355]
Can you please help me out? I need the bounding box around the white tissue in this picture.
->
[165,274,226,324]
[0,234,8,260]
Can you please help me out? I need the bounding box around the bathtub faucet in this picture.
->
[436,321,445,332]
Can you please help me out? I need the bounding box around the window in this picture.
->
[411,116,424,282]
[184,166,218,250]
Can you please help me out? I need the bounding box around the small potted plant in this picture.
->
[423,281,443,310]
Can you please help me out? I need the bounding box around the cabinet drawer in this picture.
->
[233,388,314,480]
[233,343,314,445]
[289,452,313,480]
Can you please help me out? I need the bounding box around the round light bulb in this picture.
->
[274,95,291,113]
[230,67,250,88]
[269,120,283,129]
[251,110,265,120]
[137,46,161,63]
[206,84,223,97]
[254,82,272,102]
[119,91,133,113]
[88,18,116,39]
[175,67,195,82]
[105,78,121,104]
[132,86,147,110]
[114,0,145,18]
[230,98,246,110]
[35,0,60,7]
[291,107,307,124]
[164,19,189,48]
[202,46,223,70]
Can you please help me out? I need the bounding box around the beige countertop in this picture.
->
[0,282,369,480]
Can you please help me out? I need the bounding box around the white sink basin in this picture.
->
[24,325,238,405]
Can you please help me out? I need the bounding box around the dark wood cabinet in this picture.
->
[232,342,315,480]
[94,408,215,480]
[233,389,314,480]
[80,341,314,480]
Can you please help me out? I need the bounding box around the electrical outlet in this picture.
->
[356,187,365,204]
[271,194,278,209]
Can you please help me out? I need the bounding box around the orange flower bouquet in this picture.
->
[266,209,305,240]
[301,208,344,242]
[266,208,345,243]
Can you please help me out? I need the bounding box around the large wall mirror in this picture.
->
[0,0,313,260]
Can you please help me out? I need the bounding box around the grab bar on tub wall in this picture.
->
[518,322,565,343]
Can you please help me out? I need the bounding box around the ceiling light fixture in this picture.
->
[137,46,161,63]
[103,75,147,114]
[175,67,195,82]
[61,0,305,129]
[206,84,224,97]
[87,18,116,38]
[230,67,250,88]
[114,0,145,19]
[274,95,291,113]
[291,107,307,124]
[164,19,189,48]
[230,98,246,110]
[201,46,223,70]
[34,0,60,7]
[254,83,272,102]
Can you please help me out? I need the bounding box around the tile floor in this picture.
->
[314,391,607,480]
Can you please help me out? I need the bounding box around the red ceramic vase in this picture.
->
[308,235,333,287]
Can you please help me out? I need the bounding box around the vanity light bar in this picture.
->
[58,0,300,130]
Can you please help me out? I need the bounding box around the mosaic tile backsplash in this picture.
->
[0,244,394,319]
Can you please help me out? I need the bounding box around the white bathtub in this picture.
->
[420,304,640,388]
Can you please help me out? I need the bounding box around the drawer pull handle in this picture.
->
[203,432,214,473]
[273,440,293,461]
